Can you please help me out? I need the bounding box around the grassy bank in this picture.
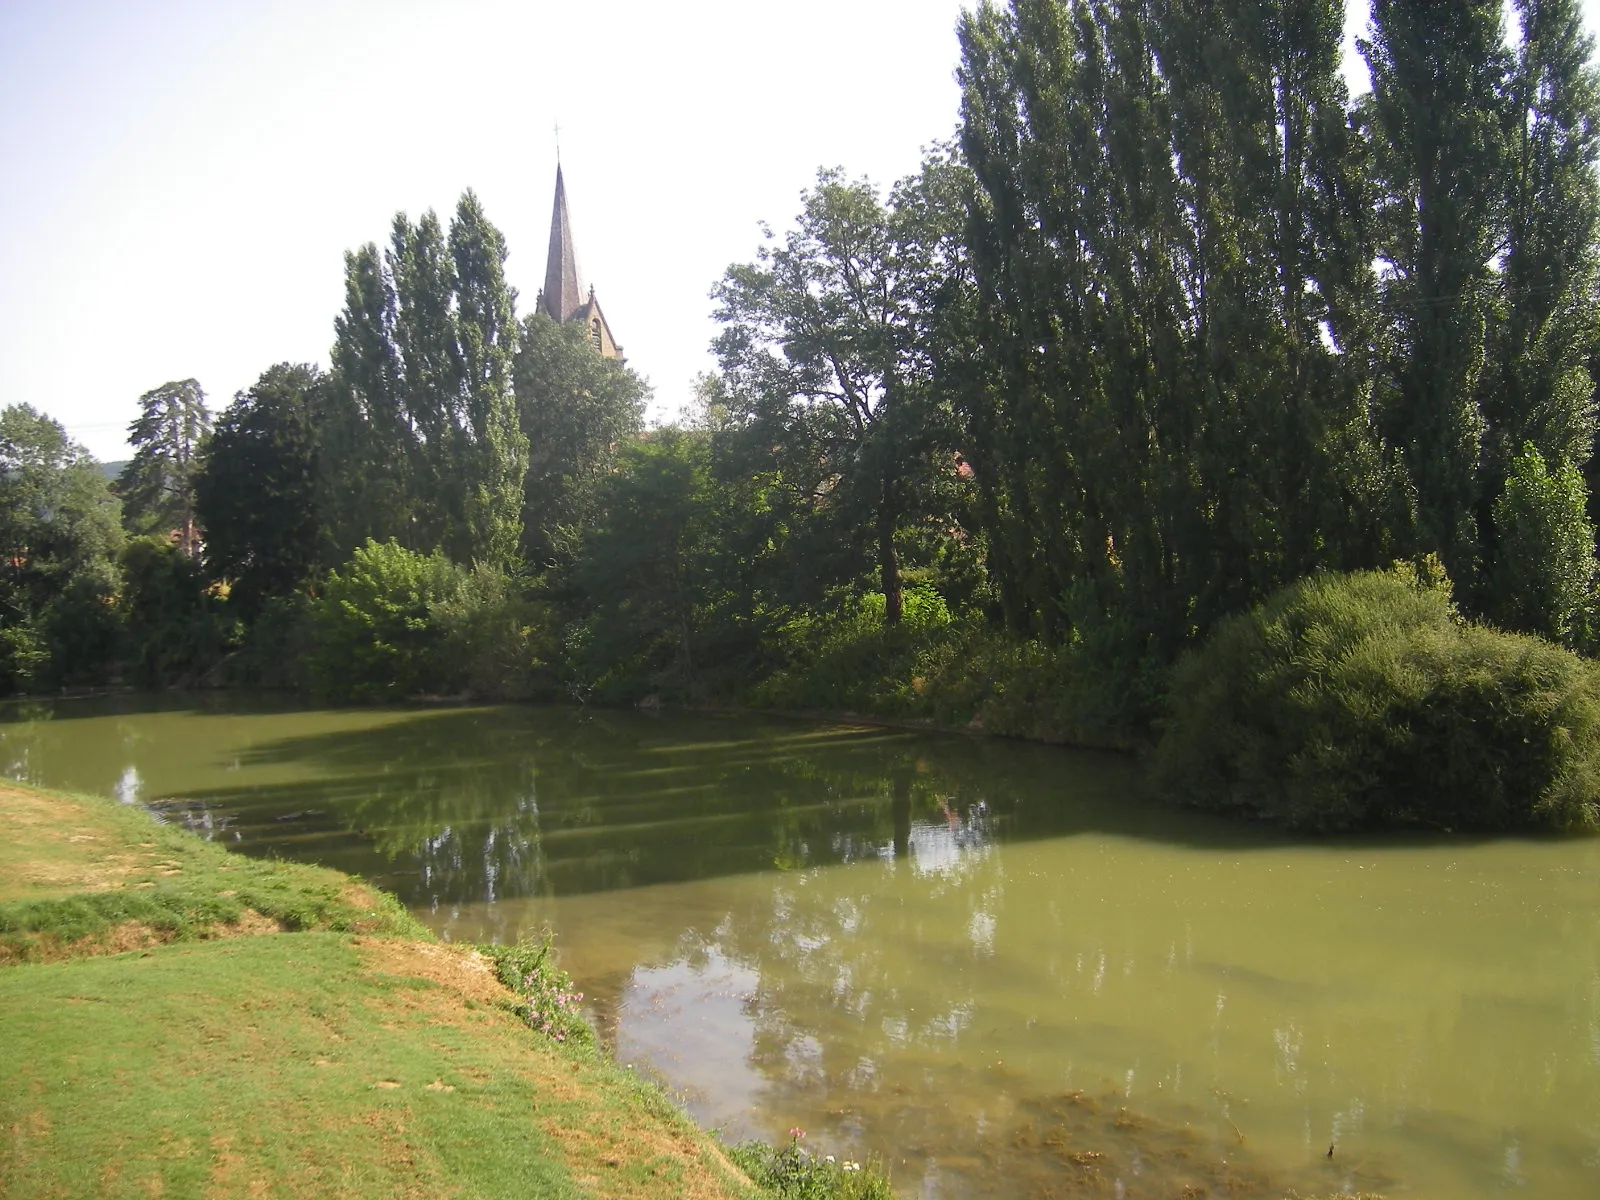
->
[0,780,886,1199]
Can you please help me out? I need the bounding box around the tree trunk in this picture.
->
[879,471,903,624]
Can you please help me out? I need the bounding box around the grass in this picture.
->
[0,933,757,1198]
[0,781,424,962]
[0,779,780,1199]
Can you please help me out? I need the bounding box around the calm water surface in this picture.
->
[5,694,1600,1198]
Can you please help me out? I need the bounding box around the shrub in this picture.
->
[310,540,554,703]
[747,584,1161,749]
[1491,441,1597,647]
[429,564,555,701]
[310,540,462,702]
[226,592,316,689]
[0,616,47,694]
[1152,561,1600,832]
[748,585,955,716]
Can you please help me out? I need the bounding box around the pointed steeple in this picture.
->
[541,165,583,323]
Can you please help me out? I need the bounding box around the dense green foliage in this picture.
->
[194,363,328,618]
[514,311,649,567]
[0,405,124,691]
[1153,563,1600,831]
[117,536,230,688]
[309,539,549,703]
[324,193,529,566]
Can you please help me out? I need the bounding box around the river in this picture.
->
[4,694,1599,1198]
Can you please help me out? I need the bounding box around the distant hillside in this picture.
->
[98,459,128,482]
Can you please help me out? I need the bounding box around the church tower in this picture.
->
[537,165,624,361]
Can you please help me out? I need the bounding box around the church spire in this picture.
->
[541,164,583,323]
[535,163,624,362]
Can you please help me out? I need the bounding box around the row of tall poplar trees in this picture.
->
[323,191,528,567]
[952,0,1600,651]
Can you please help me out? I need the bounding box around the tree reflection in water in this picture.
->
[5,698,1410,1197]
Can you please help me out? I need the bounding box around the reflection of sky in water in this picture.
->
[902,805,993,877]
[614,950,764,1136]
[115,765,141,806]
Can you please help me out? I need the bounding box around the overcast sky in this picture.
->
[3,0,1597,462]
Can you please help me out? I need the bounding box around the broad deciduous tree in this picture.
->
[712,158,969,625]
[0,405,124,690]
[513,312,648,567]
[195,363,328,617]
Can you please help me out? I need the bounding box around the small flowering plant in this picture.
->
[728,1126,892,1199]
[483,934,595,1050]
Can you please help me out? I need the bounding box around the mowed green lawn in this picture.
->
[0,784,757,1199]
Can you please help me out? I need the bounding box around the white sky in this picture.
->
[2,0,1597,463]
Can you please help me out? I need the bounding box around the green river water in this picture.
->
[3,694,1599,1198]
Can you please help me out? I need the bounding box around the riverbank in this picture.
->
[0,779,875,1199]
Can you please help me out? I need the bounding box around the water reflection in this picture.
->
[1,696,1162,910]
[438,828,1600,1199]
[6,696,1600,1197]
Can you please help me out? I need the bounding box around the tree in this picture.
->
[118,378,211,556]
[513,311,648,567]
[450,190,528,568]
[1481,0,1600,621]
[327,241,411,554]
[1361,0,1511,585]
[119,536,230,687]
[195,363,328,618]
[571,429,721,698]
[1491,442,1595,645]
[327,192,528,566]
[1489,0,1600,470]
[711,160,968,625]
[956,0,1382,650]
[310,539,463,702]
[0,405,124,691]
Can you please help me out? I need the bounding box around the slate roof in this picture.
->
[541,165,584,323]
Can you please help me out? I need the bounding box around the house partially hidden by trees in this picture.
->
[537,165,624,362]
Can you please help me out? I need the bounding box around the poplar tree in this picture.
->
[1361,0,1511,586]
[450,190,527,569]
[389,209,463,553]
[957,0,1378,649]
[328,242,411,552]
[1482,0,1600,626]
[328,193,527,567]
[1490,0,1600,471]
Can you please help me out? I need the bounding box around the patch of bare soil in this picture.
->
[0,910,287,966]
[353,938,506,1007]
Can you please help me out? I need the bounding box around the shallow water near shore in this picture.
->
[5,693,1600,1197]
